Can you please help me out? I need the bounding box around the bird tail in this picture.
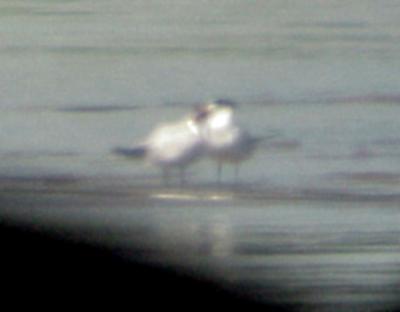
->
[112,146,147,158]
[261,130,282,142]
[251,130,282,148]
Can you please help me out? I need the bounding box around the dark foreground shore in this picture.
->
[1,175,400,312]
[0,175,293,311]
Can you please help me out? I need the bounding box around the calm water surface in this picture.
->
[1,1,400,310]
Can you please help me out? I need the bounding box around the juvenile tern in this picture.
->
[113,109,210,185]
[200,99,261,183]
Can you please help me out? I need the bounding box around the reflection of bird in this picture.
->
[199,99,261,183]
[113,109,210,185]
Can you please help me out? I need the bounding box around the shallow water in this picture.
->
[1,1,400,310]
[1,180,400,311]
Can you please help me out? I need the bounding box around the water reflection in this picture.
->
[1,177,400,311]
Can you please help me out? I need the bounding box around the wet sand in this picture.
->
[1,175,400,311]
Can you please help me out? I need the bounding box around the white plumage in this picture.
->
[113,110,209,185]
[114,99,261,185]
[145,117,204,169]
[199,99,261,183]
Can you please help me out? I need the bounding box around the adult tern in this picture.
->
[200,99,261,183]
[113,108,210,185]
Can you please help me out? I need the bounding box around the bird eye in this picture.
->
[215,99,237,107]
[195,109,209,122]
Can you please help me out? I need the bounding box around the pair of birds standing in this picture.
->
[114,100,260,185]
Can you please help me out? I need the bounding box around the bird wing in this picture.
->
[146,120,202,163]
[112,146,147,158]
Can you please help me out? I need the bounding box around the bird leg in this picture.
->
[162,168,170,187]
[178,166,186,187]
[234,164,240,184]
[217,161,222,186]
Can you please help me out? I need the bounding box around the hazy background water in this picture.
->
[1,1,400,311]
[2,0,400,185]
